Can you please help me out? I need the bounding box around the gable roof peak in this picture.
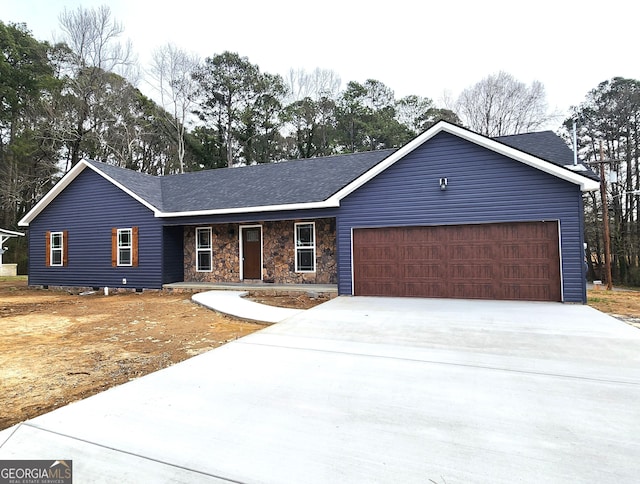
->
[18,123,599,227]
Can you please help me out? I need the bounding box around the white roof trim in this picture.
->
[0,228,24,237]
[159,122,598,216]
[18,124,599,225]
[18,160,160,226]
[157,199,340,218]
[328,121,599,203]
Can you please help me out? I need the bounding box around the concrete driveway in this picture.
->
[1,297,639,483]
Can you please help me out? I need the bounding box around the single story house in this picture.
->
[18,121,599,302]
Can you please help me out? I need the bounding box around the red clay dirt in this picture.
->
[0,279,325,430]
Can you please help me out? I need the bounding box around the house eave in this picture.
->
[330,122,600,201]
[17,122,598,228]
[0,228,25,237]
[18,160,161,226]
[156,199,341,218]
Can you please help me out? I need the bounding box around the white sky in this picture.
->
[4,0,639,131]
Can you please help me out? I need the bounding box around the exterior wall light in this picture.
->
[439,177,448,190]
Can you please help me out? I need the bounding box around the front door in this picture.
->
[241,227,262,280]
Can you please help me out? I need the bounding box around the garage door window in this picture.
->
[295,222,315,272]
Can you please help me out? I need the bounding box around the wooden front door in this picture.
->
[241,227,262,280]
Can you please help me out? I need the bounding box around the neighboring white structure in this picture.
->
[0,228,24,276]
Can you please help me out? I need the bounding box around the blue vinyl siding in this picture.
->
[162,225,184,284]
[28,169,165,289]
[337,132,587,302]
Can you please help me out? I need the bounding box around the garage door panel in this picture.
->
[353,222,561,301]
[401,245,441,261]
[357,282,399,297]
[501,243,553,259]
[402,263,442,279]
[358,264,397,279]
[358,246,396,261]
[502,283,554,301]
[402,282,447,297]
[451,282,495,299]
[501,264,553,280]
[450,263,493,280]
[450,243,493,261]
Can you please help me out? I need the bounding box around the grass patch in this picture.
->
[587,288,640,317]
[0,275,27,283]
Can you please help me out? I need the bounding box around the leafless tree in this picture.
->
[453,71,555,136]
[285,68,341,103]
[57,5,138,169]
[58,5,135,77]
[148,43,199,173]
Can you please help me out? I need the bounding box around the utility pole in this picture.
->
[598,141,614,290]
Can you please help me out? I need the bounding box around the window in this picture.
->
[118,229,132,266]
[295,222,315,272]
[196,227,212,272]
[111,227,138,267]
[45,231,67,267]
[50,232,64,266]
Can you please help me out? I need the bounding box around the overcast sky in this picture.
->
[4,0,638,131]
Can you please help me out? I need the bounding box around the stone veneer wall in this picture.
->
[183,218,336,284]
[184,224,240,282]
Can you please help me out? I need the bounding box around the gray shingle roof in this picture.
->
[87,150,396,212]
[85,129,597,214]
[494,131,599,181]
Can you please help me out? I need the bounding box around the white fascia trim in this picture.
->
[85,162,161,215]
[328,122,599,203]
[18,160,161,226]
[448,124,600,192]
[0,228,25,237]
[18,160,87,226]
[156,199,340,218]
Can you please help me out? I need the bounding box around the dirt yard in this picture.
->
[0,278,326,430]
[0,278,636,431]
[587,288,640,329]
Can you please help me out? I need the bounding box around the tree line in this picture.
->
[564,77,640,285]
[4,5,632,285]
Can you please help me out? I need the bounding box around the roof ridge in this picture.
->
[494,130,555,139]
[161,148,400,179]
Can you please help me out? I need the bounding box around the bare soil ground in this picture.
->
[587,288,640,329]
[0,279,636,431]
[0,278,324,430]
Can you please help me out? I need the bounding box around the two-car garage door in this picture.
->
[352,221,561,301]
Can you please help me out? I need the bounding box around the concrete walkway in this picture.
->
[1,298,639,483]
[191,290,303,323]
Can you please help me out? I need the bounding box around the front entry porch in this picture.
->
[163,281,338,297]
[183,218,337,286]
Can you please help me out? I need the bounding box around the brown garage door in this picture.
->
[353,222,561,301]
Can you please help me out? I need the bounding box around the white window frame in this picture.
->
[295,222,316,273]
[196,227,213,272]
[117,228,133,267]
[50,231,63,267]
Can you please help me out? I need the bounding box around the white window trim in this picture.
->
[117,228,133,267]
[294,222,316,273]
[50,231,64,267]
[196,227,213,272]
